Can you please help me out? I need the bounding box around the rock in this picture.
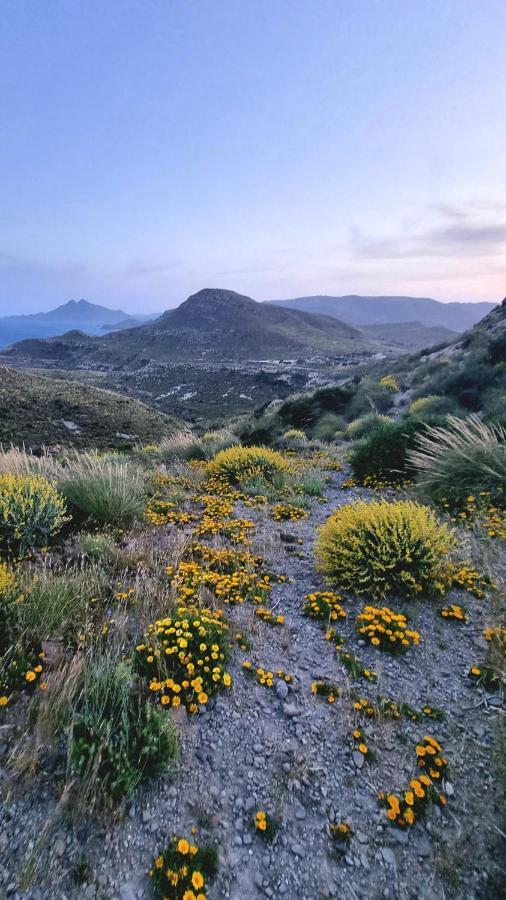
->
[276,680,289,700]
[282,702,299,717]
[380,847,396,868]
[294,803,306,820]
[353,751,364,769]
[290,840,305,858]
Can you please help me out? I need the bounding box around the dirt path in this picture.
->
[1,467,503,900]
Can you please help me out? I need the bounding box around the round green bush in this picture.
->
[206,445,289,485]
[0,474,69,554]
[315,499,454,600]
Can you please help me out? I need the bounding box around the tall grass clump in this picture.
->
[315,499,454,600]
[68,656,178,808]
[60,454,146,527]
[409,415,506,509]
[21,568,107,638]
[156,430,207,463]
[0,474,69,554]
[206,445,289,486]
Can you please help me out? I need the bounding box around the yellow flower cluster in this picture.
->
[311,679,341,704]
[483,624,506,646]
[253,809,278,841]
[115,587,136,602]
[0,649,46,707]
[270,503,308,522]
[145,499,198,527]
[0,474,69,554]
[303,591,346,623]
[255,607,285,626]
[415,735,448,781]
[353,697,377,718]
[0,562,15,595]
[356,605,421,653]
[193,515,255,545]
[445,493,506,539]
[206,445,289,485]
[440,603,468,622]
[379,736,448,828]
[167,559,275,607]
[351,726,371,759]
[329,821,352,842]
[149,833,216,899]
[242,660,293,689]
[446,563,493,599]
[316,500,454,600]
[136,606,232,713]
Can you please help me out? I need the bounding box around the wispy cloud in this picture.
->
[351,201,506,260]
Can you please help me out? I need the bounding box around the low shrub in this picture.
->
[409,415,506,509]
[378,375,399,392]
[206,445,289,486]
[345,414,391,441]
[349,418,426,485]
[311,412,344,442]
[315,500,454,600]
[69,657,178,808]
[60,454,146,527]
[0,474,69,554]
[408,395,459,420]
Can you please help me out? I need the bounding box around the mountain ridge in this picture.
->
[3,288,375,365]
[270,294,496,330]
[0,299,150,348]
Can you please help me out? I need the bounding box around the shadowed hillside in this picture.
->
[0,367,179,449]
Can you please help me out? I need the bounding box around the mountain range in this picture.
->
[0,299,153,349]
[271,295,496,331]
[2,288,373,365]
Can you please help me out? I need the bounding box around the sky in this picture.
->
[1,0,505,315]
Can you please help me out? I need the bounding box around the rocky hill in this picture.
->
[3,289,375,366]
[0,299,148,348]
[0,366,179,450]
[271,294,496,331]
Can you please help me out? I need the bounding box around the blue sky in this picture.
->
[1,0,505,314]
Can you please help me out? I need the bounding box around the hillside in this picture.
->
[359,320,458,350]
[3,289,375,366]
[271,294,496,331]
[0,366,179,449]
[0,299,146,348]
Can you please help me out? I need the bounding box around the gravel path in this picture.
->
[0,467,503,900]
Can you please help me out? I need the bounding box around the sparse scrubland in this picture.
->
[0,302,504,899]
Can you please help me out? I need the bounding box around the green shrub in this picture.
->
[315,499,454,600]
[200,430,239,457]
[69,657,178,808]
[60,455,146,527]
[409,415,506,509]
[0,474,69,554]
[409,395,460,420]
[345,414,391,441]
[378,375,399,392]
[206,445,289,486]
[311,412,344,442]
[345,381,396,419]
[349,418,426,485]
